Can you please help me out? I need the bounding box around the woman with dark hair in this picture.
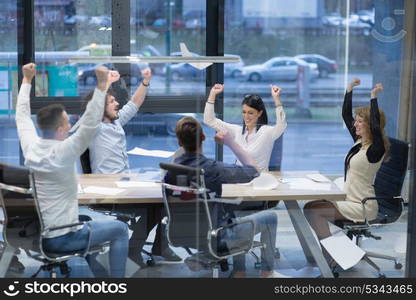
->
[203,84,287,171]
[303,79,390,246]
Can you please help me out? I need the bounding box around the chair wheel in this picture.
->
[333,272,339,278]
[146,259,155,267]
[379,273,386,278]
[395,263,402,270]
[254,262,261,269]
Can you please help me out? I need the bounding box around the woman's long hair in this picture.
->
[241,94,268,134]
[354,106,390,161]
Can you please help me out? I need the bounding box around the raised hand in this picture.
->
[347,78,361,92]
[108,70,120,84]
[208,84,224,102]
[371,83,383,98]
[22,63,36,83]
[141,68,152,83]
[270,85,283,106]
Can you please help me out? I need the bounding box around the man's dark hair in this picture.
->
[36,104,66,137]
[82,87,116,114]
[175,117,203,152]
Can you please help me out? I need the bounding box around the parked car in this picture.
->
[241,57,319,82]
[78,62,149,86]
[224,54,244,78]
[295,54,338,78]
[164,63,204,81]
[321,13,344,27]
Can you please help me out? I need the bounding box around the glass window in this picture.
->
[34,0,112,97]
[124,113,215,170]
[130,0,207,96]
[0,1,18,165]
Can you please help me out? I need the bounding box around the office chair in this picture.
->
[0,162,107,278]
[160,162,264,278]
[334,137,409,278]
[80,149,157,267]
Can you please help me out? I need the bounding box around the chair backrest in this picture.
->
[160,162,217,252]
[269,135,284,171]
[80,149,92,174]
[373,137,409,223]
[0,162,40,251]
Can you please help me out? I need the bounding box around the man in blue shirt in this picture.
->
[82,69,180,266]
[168,116,282,277]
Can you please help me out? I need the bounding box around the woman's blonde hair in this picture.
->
[354,106,390,161]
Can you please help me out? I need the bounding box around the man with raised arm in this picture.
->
[16,63,129,277]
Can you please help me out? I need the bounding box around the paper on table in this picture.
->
[83,186,125,196]
[289,178,331,191]
[127,147,175,158]
[77,184,84,194]
[320,231,366,270]
[306,173,331,182]
[237,173,279,189]
[115,181,159,188]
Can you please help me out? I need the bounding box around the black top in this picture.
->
[342,91,385,180]
[169,153,259,224]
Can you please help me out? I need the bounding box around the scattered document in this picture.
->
[127,147,175,158]
[251,173,279,190]
[320,231,366,270]
[115,181,159,188]
[77,184,84,194]
[289,178,332,191]
[306,173,331,183]
[83,186,125,196]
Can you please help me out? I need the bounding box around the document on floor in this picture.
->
[320,231,366,270]
[127,147,175,158]
[83,186,125,196]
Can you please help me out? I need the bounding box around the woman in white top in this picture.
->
[203,84,287,171]
[304,79,390,243]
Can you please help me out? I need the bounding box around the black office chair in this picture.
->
[0,162,107,278]
[334,137,409,278]
[160,162,264,277]
[80,149,157,267]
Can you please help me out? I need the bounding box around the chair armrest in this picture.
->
[361,196,403,204]
[207,219,256,260]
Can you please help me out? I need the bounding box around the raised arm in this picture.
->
[16,63,39,156]
[343,78,360,141]
[269,85,287,139]
[60,66,120,159]
[117,68,152,126]
[130,68,151,109]
[203,84,239,132]
[215,130,260,172]
[367,83,385,163]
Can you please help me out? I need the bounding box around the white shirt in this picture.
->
[16,83,106,238]
[89,101,138,174]
[203,102,287,170]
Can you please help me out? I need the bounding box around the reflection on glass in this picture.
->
[224,0,380,174]
[34,0,112,97]
[130,0,206,95]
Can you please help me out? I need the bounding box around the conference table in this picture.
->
[78,171,346,278]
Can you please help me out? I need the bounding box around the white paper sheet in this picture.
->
[252,173,279,190]
[77,184,84,194]
[289,178,332,191]
[115,181,159,188]
[320,231,366,270]
[306,173,331,182]
[127,147,174,158]
[83,186,125,196]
